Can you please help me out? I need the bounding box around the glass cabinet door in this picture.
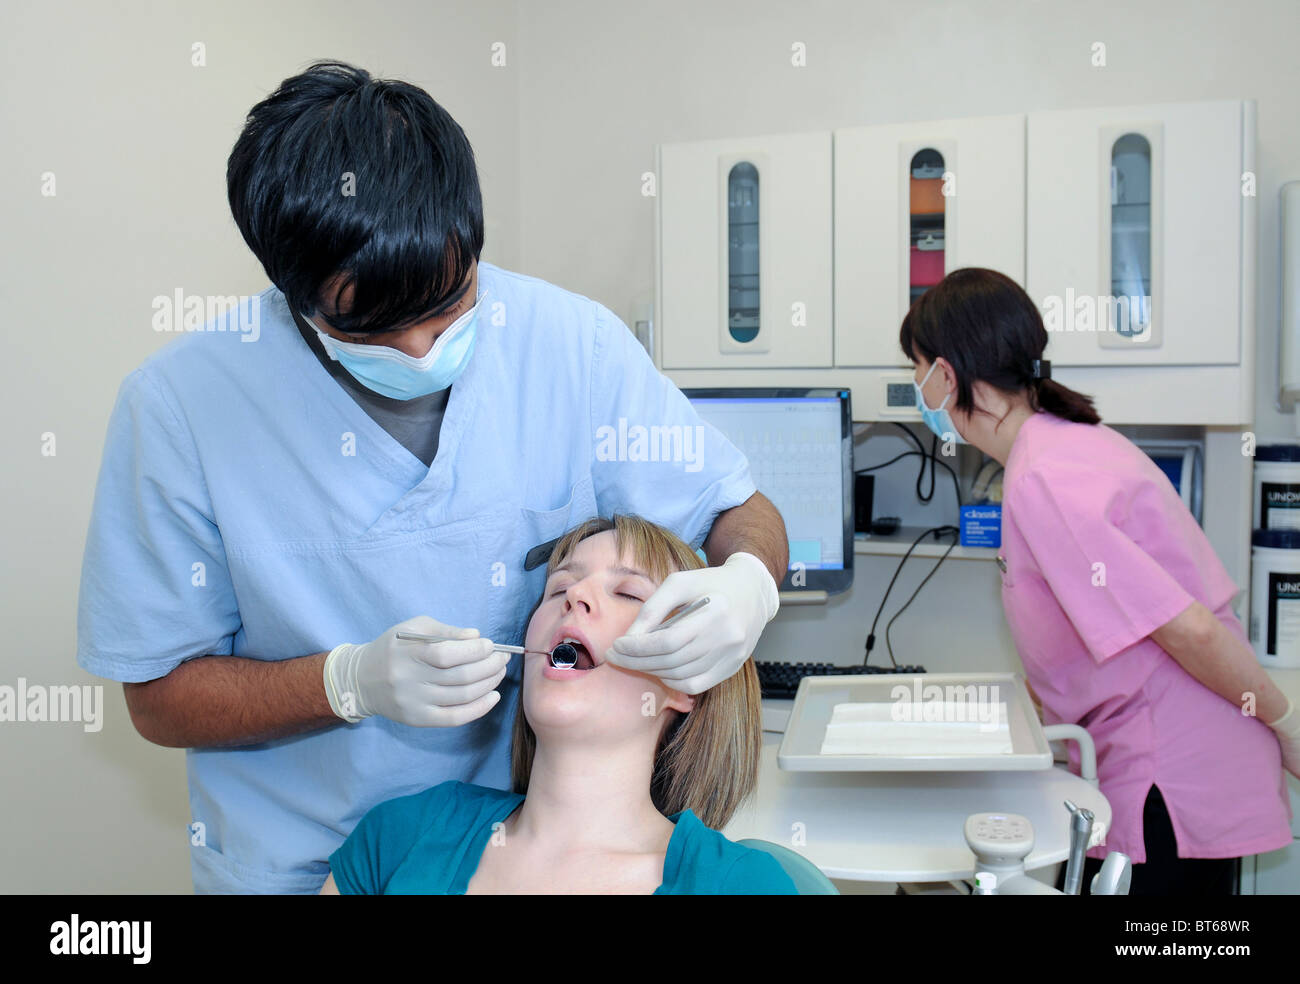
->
[1109,133,1152,335]
[909,148,946,306]
[727,162,760,343]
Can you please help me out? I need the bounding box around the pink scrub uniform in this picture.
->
[999,412,1292,863]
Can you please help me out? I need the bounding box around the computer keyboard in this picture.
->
[755,660,927,699]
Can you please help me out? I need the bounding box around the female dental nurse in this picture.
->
[901,268,1300,895]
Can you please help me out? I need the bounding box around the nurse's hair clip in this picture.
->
[1031,359,1051,380]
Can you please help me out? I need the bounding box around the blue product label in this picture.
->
[960,504,1002,548]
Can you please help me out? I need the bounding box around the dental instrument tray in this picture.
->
[777,672,1053,772]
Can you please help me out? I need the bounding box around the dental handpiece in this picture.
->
[1062,799,1095,896]
[550,596,714,669]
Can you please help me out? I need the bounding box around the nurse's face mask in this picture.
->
[914,360,967,445]
[302,287,486,400]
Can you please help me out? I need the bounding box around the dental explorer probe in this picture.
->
[551,596,712,668]
[643,594,712,632]
[561,590,717,665]
[550,595,714,667]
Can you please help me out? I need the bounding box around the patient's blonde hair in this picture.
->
[510,514,762,830]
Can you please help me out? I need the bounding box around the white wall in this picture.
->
[0,0,519,892]
[512,0,1300,670]
[4,0,1297,893]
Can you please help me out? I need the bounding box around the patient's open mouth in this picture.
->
[551,635,597,670]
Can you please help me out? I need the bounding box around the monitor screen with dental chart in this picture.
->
[682,387,854,596]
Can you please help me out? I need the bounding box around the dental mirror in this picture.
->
[550,642,579,668]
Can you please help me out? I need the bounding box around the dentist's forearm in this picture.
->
[1151,601,1289,724]
[122,652,341,749]
[703,491,789,585]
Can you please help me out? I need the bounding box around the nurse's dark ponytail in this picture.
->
[1033,377,1099,424]
[899,268,1101,426]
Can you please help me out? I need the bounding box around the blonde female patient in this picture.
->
[319,514,798,895]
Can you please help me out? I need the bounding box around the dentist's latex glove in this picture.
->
[604,551,779,695]
[1268,697,1300,780]
[324,616,508,727]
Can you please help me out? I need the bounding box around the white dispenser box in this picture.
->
[1251,529,1300,669]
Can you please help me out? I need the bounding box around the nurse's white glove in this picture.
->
[604,551,779,695]
[1268,697,1300,780]
[324,617,508,727]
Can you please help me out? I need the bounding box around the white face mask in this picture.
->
[303,288,486,400]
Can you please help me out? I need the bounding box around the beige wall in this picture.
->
[0,0,519,892]
[3,0,1297,892]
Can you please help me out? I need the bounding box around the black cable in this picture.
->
[855,451,963,510]
[884,526,959,665]
[862,524,959,667]
[891,423,935,502]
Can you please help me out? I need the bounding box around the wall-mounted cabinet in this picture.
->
[833,114,1026,368]
[1025,100,1249,367]
[652,101,1258,611]
[654,99,1255,427]
[657,132,833,369]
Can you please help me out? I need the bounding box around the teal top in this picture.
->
[329,780,799,895]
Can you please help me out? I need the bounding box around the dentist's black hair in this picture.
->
[899,267,1101,426]
[227,60,483,335]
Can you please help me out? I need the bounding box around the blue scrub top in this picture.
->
[329,781,799,895]
[76,263,758,893]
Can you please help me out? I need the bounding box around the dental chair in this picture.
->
[737,839,840,895]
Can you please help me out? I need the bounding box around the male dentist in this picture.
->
[76,61,788,893]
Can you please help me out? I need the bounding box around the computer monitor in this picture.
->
[683,387,854,595]
[1135,439,1204,526]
